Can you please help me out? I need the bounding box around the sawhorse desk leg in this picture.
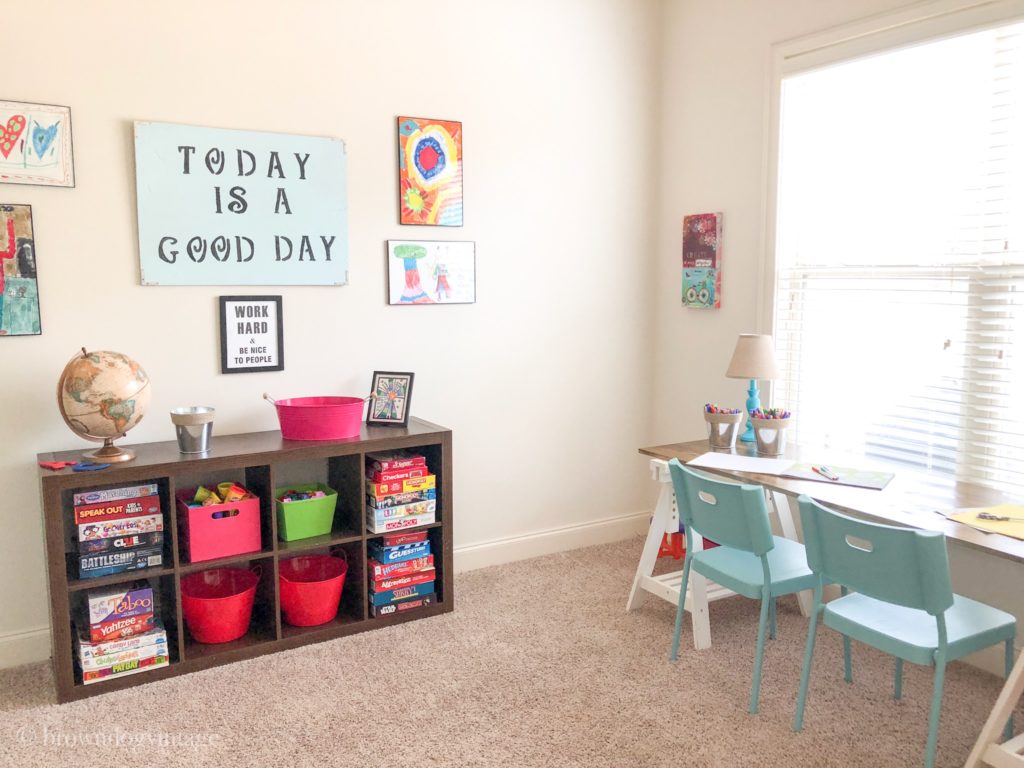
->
[626,460,713,650]
[627,460,811,648]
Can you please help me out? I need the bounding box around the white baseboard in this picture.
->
[0,625,50,669]
[454,510,648,573]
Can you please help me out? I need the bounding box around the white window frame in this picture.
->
[759,0,1024,338]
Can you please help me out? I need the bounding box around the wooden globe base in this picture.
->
[83,438,135,463]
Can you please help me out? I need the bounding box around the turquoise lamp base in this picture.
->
[740,378,760,443]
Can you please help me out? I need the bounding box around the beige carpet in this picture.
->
[0,538,1020,768]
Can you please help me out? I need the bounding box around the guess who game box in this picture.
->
[368,532,437,617]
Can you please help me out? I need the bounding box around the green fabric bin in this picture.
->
[275,483,338,541]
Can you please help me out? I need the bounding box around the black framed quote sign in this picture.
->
[219,295,283,373]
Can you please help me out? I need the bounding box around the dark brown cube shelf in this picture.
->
[37,418,454,702]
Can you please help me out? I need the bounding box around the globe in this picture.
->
[57,348,152,462]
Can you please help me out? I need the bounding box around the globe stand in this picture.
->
[83,438,135,463]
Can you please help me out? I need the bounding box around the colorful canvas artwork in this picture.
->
[0,204,41,336]
[682,212,722,309]
[387,240,475,305]
[398,117,463,226]
[0,101,74,187]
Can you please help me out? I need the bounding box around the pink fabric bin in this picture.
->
[176,489,262,563]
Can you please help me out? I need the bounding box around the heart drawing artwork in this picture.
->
[32,122,59,159]
[0,100,74,187]
[0,116,26,159]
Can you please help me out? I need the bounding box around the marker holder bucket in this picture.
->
[751,417,793,456]
[704,411,744,451]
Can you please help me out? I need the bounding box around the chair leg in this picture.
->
[924,655,947,768]
[750,589,771,714]
[794,588,823,732]
[840,585,852,683]
[769,597,777,640]
[670,555,693,662]
[894,658,903,700]
[1004,638,1015,741]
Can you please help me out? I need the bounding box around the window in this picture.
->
[773,17,1024,495]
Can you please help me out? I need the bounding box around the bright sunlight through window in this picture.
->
[774,20,1024,494]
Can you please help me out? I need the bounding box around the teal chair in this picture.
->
[794,495,1017,768]
[667,460,818,713]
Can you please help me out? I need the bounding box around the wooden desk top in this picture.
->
[641,438,1024,564]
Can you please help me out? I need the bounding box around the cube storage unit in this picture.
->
[37,418,453,702]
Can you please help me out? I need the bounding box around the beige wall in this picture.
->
[0,0,662,666]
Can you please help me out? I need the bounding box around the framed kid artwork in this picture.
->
[0,101,74,187]
[682,212,722,309]
[397,116,463,226]
[0,204,41,336]
[367,371,414,427]
[387,240,475,305]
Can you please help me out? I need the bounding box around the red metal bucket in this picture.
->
[268,396,365,440]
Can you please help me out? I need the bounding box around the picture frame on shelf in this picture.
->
[219,295,284,374]
[367,371,414,427]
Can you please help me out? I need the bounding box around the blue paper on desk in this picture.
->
[781,463,894,490]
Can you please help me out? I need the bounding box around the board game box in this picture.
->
[82,653,168,685]
[78,514,164,542]
[73,483,159,508]
[369,466,429,484]
[87,612,156,643]
[366,488,436,509]
[382,531,428,547]
[366,475,435,498]
[369,592,436,617]
[76,620,166,660]
[73,495,162,525]
[366,452,426,473]
[88,585,154,625]
[367,499,436,523]
[80,638,169,671]
[77,532,163,554]
[367,539,431,564]
[369,581,435,607]
[368,554,433,580]
[366,512,435,534]
[371,567,436,593]
[78,546,163,580]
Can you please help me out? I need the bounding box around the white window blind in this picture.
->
[774,20,1024,495]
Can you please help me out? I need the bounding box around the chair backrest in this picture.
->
[668,460,775,556]
[798,495,954,615]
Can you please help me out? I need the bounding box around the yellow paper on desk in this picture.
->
[949,505,1024,540]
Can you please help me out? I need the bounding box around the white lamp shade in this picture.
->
[725,334,779,380]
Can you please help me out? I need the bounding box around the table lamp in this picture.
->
[725,333,779,443]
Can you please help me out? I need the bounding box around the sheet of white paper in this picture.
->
[686,452,794,476]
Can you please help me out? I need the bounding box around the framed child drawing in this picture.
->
[367,371,414,427]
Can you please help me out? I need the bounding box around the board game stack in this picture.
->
[76,584,169,684]
[365,451,437,534]
[367,531,437,617]
[73,483,164,579]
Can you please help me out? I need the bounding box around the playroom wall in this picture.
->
[0,0,663,667]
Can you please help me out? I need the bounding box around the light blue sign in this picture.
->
[134,121,348,285]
